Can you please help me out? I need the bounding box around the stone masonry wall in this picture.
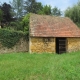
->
[0,38,29,54]
[67,38,80,52]
[30,37,55,53]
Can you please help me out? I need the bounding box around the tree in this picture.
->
[24,0,43,14]
[0,3,12,28]
[0,9,3,28]
[21,13,30,39]
[52,7,62,16]
[22,13,30,32]
[24,0,61,16]
[38,5,62,16]
[38,5,51,15]
[11,0,24,19]
[43,5,51,15]
[65,0,80,27]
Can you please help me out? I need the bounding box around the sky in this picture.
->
[0,0,79,11]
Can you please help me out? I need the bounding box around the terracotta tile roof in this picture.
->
[30,13,80,37]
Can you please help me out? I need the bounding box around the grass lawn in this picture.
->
[0,52,80,80]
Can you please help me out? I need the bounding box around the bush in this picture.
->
[0,29,27,48]
[21,13,30,32]
[9,21,24,31]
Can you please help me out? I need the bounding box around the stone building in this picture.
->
[29,14,80,54]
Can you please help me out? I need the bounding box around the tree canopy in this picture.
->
[0,9,3,27]
[52,7,62,16]
[24,0,43,14]
[0,3,12,22]
[0,9,3,21]
[65,0,80,27]
[11,0,24,19]
[0,3,12,28]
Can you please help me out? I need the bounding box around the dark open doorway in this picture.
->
[56,37,67,54]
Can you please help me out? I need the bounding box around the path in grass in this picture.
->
[0,52,80,80]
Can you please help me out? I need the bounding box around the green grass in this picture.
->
[0,52,80,80]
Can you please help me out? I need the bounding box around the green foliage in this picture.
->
[0,51,80,80]
[9,21,24,31]
[0,9,3,21]
[0,3,12,22]
[38,5,62,16]
[65,0,80,27]
[0,9,3,27]
[38,5,51,15]
[52,6,62,16]
[22,13,30,33]
[11,0,24,19]
[0,29,27,48]
[24,0,43,14]
[43,5,51,15]
[24,0,61,16]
